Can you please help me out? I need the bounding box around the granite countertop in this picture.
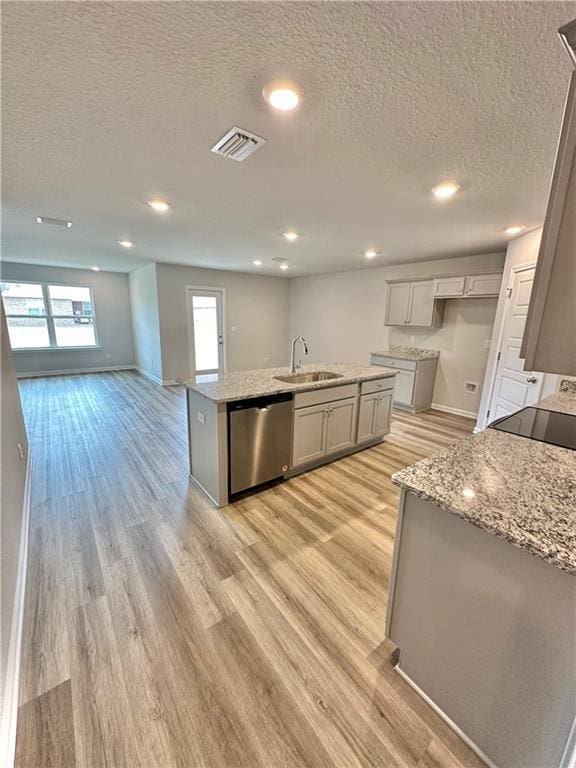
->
[181,363,397,403]
[371,346,440,362]
[393,390,576,574]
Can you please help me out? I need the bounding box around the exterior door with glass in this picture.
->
[185,288,225,376]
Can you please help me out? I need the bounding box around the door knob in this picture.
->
[526,376,537,384]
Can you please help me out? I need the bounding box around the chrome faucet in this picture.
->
[290,336,309,374]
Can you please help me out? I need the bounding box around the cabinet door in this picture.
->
[385,283,411,325]
[357,393,378,442]
[407,281,435,326]
[464,274,502,297]
[292,404,326,467]
[325,397,357,455]
[433,276,466,298]
[374,392,393,437]
[394,370,415,406]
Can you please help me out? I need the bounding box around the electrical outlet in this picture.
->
[105,352,111,360]
[197,411,205,424]
[409,335,416,343]
[484,339,491,349]
[264,356,269,363]
[17,443,24,461]
[465,381,478,393]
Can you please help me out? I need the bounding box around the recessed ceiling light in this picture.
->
[147,199,170,213]
[91,266,100,271]
[505,225,525,236]
[262,80,302,111]
[280,263,289,271]
[282,231,299,241]
[118,240,133,248]
[432,182,461,200]
[462,487,476,499]
[253,259,263,266]
[364,249,377,259]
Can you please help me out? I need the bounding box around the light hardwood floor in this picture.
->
[15,371,483,768]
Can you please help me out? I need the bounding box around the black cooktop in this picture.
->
[489,406,576,451]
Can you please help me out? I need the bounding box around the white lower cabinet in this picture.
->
[394,370,416,406]
[292,396,357,467]
[357,391,392,442]
[325,397,357,455]
[291,381,395,469]
[292,403,327,467]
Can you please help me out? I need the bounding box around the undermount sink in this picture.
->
[274,371,343,384]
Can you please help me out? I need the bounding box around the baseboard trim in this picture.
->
[431,403,478,420]
[395,665,498,768]
[135,369,179,387]
[135,367,163,386]
[17,365,136,379]
[0,448,32,768]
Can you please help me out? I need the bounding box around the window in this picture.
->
[1,281,98,350]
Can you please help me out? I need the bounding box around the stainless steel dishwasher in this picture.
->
[228,392,293,495]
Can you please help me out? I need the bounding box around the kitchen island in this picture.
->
[386,386,576,768]
[182,363,397,506]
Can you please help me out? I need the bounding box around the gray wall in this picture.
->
[0,302,29,715]
[129,264,163,383]
[1,262,135,376]
[155,263,290,383]
[288,253,506,416]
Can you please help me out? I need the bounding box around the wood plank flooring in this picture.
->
[15,371,483,768]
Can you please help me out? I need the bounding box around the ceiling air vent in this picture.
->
[211,127,266,162]
[36,216,72,228]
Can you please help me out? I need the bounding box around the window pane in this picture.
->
[6,317,50,348]
[192,295,219,371]
[53,317,96,347]
[1,282,43,298]
[0,282,46,316]
[48,285,93,317]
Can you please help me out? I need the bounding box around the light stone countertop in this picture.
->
[181,363,397,403]
[393,390,576,574]
[371,346,440,361]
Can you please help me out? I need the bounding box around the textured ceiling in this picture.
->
[2,1,576,276]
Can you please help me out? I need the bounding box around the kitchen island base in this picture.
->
[386,491,576,768]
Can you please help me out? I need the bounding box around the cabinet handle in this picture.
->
[526,376,537,384]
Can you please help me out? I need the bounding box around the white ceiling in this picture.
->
[2,1,576,277]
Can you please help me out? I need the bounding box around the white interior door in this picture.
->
[488,266,544,423]
[186,288,225,376]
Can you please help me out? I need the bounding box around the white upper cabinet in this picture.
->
[387,273,502,328]
[433,276,466,298]
[464,273,502,297]
[522,63,576,375]
[385,280,441,327]
[386,282,412,325]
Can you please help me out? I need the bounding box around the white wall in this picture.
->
[288,253,505,416]
[155,264,290,383]
[1,262,135,376]
[0,301,29,749]
[129,264,163,383]
[476,228,557,430]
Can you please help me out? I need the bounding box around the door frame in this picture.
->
[185,285,227,377]
[486,262,543,422]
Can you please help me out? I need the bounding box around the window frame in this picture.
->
[1,279,100,351]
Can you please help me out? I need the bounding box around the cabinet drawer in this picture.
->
[371,355,416,372]
[361,377,395,395]
[294,382,358,409]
